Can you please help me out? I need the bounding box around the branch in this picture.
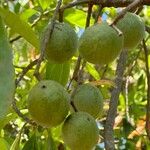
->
[15,59,38,86]
[104,49,128,150]
[69,3,93,112]
[111,0,143,25]
[12,98,36,125]
[60,0,150,11]
[34,0,63,80]
[142,39,150,139]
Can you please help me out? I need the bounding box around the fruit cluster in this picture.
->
[27,80,102,150]
[27,12,145,150]
[45,12,145,65]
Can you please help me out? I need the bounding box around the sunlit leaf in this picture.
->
[0,138,10,150]
[38,0,52,10]
[0,7,39,49]
[86,63,100,80]
[64,8,94,28]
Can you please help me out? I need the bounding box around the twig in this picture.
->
[34,0,63,80]
[60,0,150,11]
[111,0,143,25]
[85,2,93,28]
[15,59,38,86]
[94,5,103,24]
[67,2,93,90]
[67,56,82,90]
[104,49,128,150]
[142,39,150,139]
[69,2,93,111]
[12,98,36,125]
[13,59,38,125]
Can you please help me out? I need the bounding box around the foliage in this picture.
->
[0,0,149,150]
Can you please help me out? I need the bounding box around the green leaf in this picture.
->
[44,129,56,150]
[10,132,21,150]
[38,0,52,10]
[86,63,100,80]
[45,61,70,86]
[0,138,10,150]
[64,8,94,28]
[0,7,39,49]
[0,17,15,119]
[0,112,17,130]
[22,133,39,150]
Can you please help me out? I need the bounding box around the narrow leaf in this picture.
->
[86,63,100,80]
[0,17,15,119]
[10,132,21,150]
[22,133,39,150]
[0,7,39,49]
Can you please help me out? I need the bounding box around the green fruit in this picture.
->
[27,80,69,127]
[62,112,99,150]
[45,22,78,63]
[72,83,103,119]
[79,22,123,65]
[116,12,145,49]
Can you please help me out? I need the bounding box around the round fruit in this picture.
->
[72,83,103,118]
[62,112,99,150]
[45,22,78,63]
[79,22,123,65]
[116,12,145,49]
[27,80,69,127]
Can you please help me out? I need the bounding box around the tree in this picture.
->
[0,0,150,149]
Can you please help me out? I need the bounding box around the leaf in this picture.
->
[0,138,10,150]
[38,0,52,10]
[0,112,17,130]
[86,63,100,80]
[0,7,39,49]
[45,61,70,86]
[10,132,21,150]
[22,133,39,150]
[64,8,94,28]
[44,129,56,150]
[0,17,15,119]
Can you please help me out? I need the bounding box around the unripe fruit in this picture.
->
[45,22,78,63]
[72,83,103,118]
[62,112,99,150]
[79,22,123,65]
[27,80,69,127]
[116,12,145,49]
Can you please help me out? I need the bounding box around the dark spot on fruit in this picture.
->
[41,85,46,89]
[87,117,90,121]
